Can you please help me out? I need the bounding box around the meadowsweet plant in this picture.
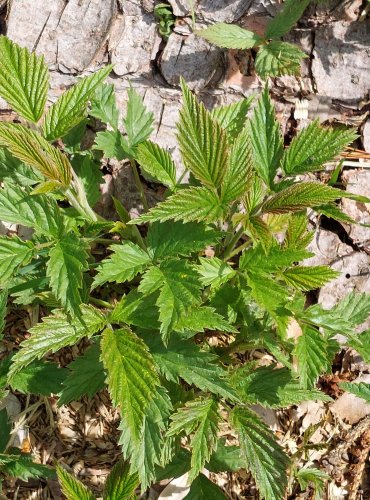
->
[0,35,370,499]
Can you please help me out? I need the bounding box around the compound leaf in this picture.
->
[294,327,331,389]
[57,465,95,500]
[265,0,310,39]
[103,459,139,499]
[197,23,262,49]
[255,41,307,79]
[211,97,253,139]
[124,87,154,148]
[90,83,119,129]
[136,141,177,190]
[282,266,339,291]
[195,257,235,289]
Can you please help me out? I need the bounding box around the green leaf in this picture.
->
[230,406,289,500]
[90,83,119,129]
[72,154,103,207]
[0,290,7,340]
[93,242,150,288]
[211,97,253,139]
[47,232,88,317]
[195,257,235,289]
[0,35,48,122]
[294,327,332,389]
[222,127,253,203]
[43,65,112,141]
[196,23,262,49]
[249,87,283,187]
[94,130,131,160]
[207,440,244,473]
[8,306,106,378]
[283,121,357,175]
[0,122,72,186]
[142,332,237,401]
[0,236,34,285]
[155,447,191,482]
[331,292,370,326]
[255,41,307,79]
[296,466,329,500]
[265,0,310,39]
[178,79,228,190]
[0,185,62,237]
[0,409,11,453]
[101,327,159,444]
[316,203,356,225]
[246,271,289,313]
[1,451,55,481]
[110,290,160,330]
[282,266,339,291]
[262,182,343,214]
[58,342,105,406]
[103,460,139,500]
[340,382,370,403]
[57,465,96,500]
[168,397,220,481]
[136,141,177,190]
[0,149,42,186]
[174,306,237,336]
[147,221,221,260]
[124,87,154,148]
[133,186,225,224]
[184,473,227,499]
[10,360,66,396]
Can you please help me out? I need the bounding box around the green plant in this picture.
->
[0,35,369,499]
[154,3,176,41]
[197,0,311,79]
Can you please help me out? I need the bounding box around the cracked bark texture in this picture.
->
[1,0,370,310]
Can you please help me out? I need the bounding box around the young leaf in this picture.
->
[249,87,283,187]
[94,130,131,160]
[8,306,106,378]
[184,473,227,499]
[255,41,307,79]
[103,459,139,500]
[296,466,329,500]
[147,221,221,260]
[58,342,106,406]
[294,327,331,389]
[101,327,159,444]
[282,266,339,291]
[230,406,289,500]
[168,397,220,481]
[90,83,119,129]
[46,232,88,317]
[265,0,310,39]
[93,242,150,288]
[196,23,262,49]
[0,149,43,186]
[43,65,113,141]
[124,87,154,147]
[136,141,177,190]
[195,257,236,289]
[10,360,66,396]
[56,465,96,500]
[283,121,357,175]
[178,79,228,190]
[132,186,225,224]
[211,97,253,139]
[340,382,370,403]
[262,182,343,214]
[0,35,48,123]
[0,236,34,285]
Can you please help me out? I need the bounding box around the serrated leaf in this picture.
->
[0,236,34,285]
[111,290,160,330]
[197,23,262,49]
[294,327,331,389]
[57,465,96,500]
[47,232,88,316]
[349,330,370,363]
[136,141,177,190]
[132,186,225,225]
[283,121,356,175]
[244,216,273,253]
[175,306,237,336]
[0,122,72,185]
[178,79,228,190]
[93,242,150,288]
[207,440,244,473]
[58,342,105,406]
[94,130,131,160]
[316,203,356,224]
[222,127,253,203]
[103,460,139,500]
[101,327,159,444]
[340,382,370,403]
[90,83,119,129]
[147,221,221,260]
[282,266,339,291]
[285,212,313,250]
[8,306,106,378]
[249,87,283,187]
[296,466,329,500]
[195,257,235,289]
[0,184,62,237]
[255,41,307,79]
[168,397,220,481]
[141,332,238,401]
[184,473,227,499]
[72,154,103,207]
[331,292,370,326]
[124,87,154,148]
[0,35,48,122]
[211,97,253,139]
[1,451,55,482]
[10,360,66,396]
[0,149,42,186]
[247,271,289,313]
[265,0,310,39]
[230,406,289,500]
[0,290,7,340]
[262,182,343,214]
[43,65,112,141]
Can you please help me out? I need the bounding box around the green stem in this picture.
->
[89,297,113,309]
[131,159,149,212]
[226,240,251,260]
[222,226,245,261]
